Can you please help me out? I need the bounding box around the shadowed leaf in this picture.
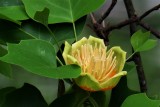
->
[1,83,48,107]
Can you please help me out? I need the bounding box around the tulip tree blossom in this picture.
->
[63,36,127,91]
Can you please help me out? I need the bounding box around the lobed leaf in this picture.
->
[22,0,105,24]
[131,30,157,52]
[121,93,160,107]
[21,16,86,46]
[0,20,34,43]
[0,40,81,79]
[0,13,21,25]
[0,46,12,77]
[0,6,29,21]
[34,7,50,26]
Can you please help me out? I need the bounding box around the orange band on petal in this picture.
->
[80,86,96,92]
[63,36,127,92]
[108,70,116,78]
[101,86,114,91]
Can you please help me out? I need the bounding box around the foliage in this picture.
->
[0,0,160,107]
[131,30,157,52]
[121,93,160,107]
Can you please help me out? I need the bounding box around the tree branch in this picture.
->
[123,0,147,93]
[105,3,160,36]
[105,16,138,31]
[90,13,109,45]
[91,2,160,46]
[139,21,160,39]
[98,0,117,24]
[139,4,160,20]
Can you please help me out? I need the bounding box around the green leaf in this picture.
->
[1,83,48,107]
[131,30,157,52]
[1,39,56,67]
[109,77,138,107]
[0,0,29,21]
[136,39,157,52]
[0,14,21,25]
[34,7,50,26]
[91,91,108,107]
[49,85,89,107]
[0,61,12,77]
[88,97,99,107]
[0,6,29,20]
[22,0,105,24]
[0,87,16,106]
[121,93,160,107]
[22,16,86,45]
[0,20,34,43]
[0,45,7,56]
[0,46,12,77]
[0,0,22,6]
[124,63,135,73]
[0,40,81,78]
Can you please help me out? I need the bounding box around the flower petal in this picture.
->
[100,71,127,91]
[72,37,88,52]
[108,46,126,73]
[88,36,105,48]
[75,73,101,91]
[66,55,78,64]
[63,41,72,64]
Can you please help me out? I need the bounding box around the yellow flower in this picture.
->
[63,36,127,91]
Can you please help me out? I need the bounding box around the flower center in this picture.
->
[72,43,117,83]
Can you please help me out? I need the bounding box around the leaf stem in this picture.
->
[126,52,136,61]
[72,22,77,41]
[46,26,62,53]
[56,56,64,66]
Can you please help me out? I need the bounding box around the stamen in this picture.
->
[101,48,106,60]
[99,56,117,82]
[72,42,117,83]
[81,45,84,60]
[107,56,116,73]
[87,56,94,74]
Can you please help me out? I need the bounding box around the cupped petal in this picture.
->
[66,55,78,64]
[100,71,127,91]
[63,41,78,65]
[108,46,126,73]
[72,37,88,52]
[88,36,105,48]
[63,41,72,64]
[75,74,101,91]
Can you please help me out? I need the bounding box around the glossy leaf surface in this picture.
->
[22,0,105,23]
[121,93,160,107]
[131,30,157,52]
[0,40,81,79]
